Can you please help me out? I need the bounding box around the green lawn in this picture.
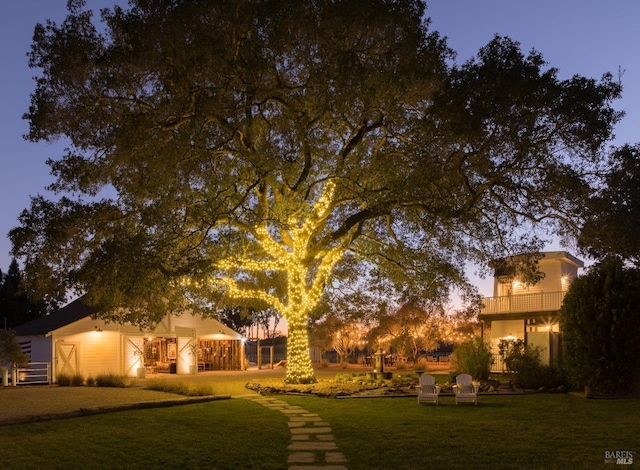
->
[0,375,638,469]
[281,393,640,469]
[0,398,290,469]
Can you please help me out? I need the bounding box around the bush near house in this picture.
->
[561,257,640,396]
[450,336,492,380]
[0,329,28,367]
[57,373,85,386]
[71,373,85,386]
[58,372,132,387]
[499,339,566,389]
[95,373,135,388]
[56,373,72,386]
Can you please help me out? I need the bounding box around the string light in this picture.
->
[182,180,348,383]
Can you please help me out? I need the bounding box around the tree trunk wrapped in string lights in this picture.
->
[11,1,622,384]
[208,182,351,383]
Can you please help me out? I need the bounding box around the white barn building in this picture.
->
[14,297,245,383]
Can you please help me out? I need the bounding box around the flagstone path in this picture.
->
[248,396,348,470]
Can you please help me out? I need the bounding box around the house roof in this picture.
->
[490,251,584,275]
[541,251,584,268]
[13,297,96,337]
[13,296,244,340]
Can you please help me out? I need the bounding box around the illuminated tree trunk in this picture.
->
[211,182,350,384]
[280,260,322,384]
[284,313,315,384]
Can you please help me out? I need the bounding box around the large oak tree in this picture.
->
[11,0,621,383]
[579,144,640,265]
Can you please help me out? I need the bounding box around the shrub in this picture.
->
[561,257,640,395]
[451,336,492,380]
[395,361,407,370]
[413,358,429,372]
[538,365,568,390]
[95,373,134,388]
[500,339,539,371]
[390,373,419,387]
[0,330,28,367]
[71,373,85,386]
[186,382,217,396]
[499,339,568,390]
[146,378,216,396]
[500,339,544,389]
[334,373,352,383]
[86,376,96,386]
[57,373,72,386]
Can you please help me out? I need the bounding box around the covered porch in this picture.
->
[133,334,245,376]
[480,312,562,372]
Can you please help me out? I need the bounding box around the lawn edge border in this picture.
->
[0,395,230,426]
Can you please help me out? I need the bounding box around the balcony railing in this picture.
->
[480,291,566,315]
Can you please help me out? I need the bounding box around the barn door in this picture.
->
[123,337,145,376]
[175,327,196,374]
[56,342,79,377]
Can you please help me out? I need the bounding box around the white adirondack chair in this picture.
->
[453,373,479,405]
[416,374,441,405]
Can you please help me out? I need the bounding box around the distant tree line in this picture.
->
[0,259,58,330]
[217,306,284,340]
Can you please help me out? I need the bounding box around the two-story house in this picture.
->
[479,251,584,371]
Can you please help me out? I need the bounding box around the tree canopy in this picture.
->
[578,144,640,265]
[10,0,622,383]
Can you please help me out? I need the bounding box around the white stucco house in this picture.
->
[14,297,245,383]
[478,251,584,371]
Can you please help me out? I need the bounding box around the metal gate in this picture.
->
[14,362,52,385]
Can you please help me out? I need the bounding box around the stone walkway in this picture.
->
[248,396,348,470]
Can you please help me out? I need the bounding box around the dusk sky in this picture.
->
[0,1,638,297]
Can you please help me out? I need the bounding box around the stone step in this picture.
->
[288,441,338,451]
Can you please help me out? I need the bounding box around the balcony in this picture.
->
[480,291,566,315]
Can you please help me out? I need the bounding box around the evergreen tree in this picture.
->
[561,257,640,395]
[0,259,50,329]
[0,329,28,367]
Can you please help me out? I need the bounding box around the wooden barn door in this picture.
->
[55,342,79,377]
[176,327,196,374]
[123,337,145,376]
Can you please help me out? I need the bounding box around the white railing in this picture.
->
[14,362,52,385]
[481,291,566,315]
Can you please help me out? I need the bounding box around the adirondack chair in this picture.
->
[416,374,441,405]
[453,373,479,405]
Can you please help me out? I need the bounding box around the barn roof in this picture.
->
[13,297,96,336]
[13,297,244,340]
